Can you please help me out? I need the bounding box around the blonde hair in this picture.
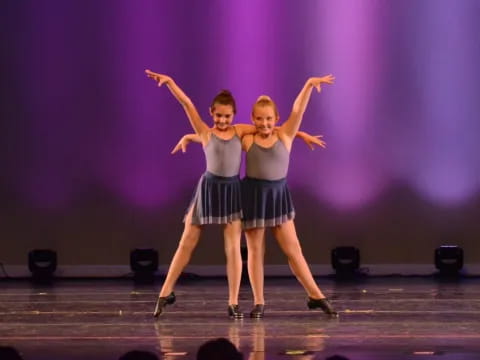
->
[252,95,279,118]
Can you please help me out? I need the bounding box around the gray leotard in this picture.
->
[246,140,290,181]
[204,133,242,177]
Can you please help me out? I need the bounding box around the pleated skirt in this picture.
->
[186,172,242,225]
[241,176,295,229]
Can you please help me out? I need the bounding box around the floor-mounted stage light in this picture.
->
[28,249,57,282]
[435,245,463,276]
[331,246,360,277]
[130,248,158,283]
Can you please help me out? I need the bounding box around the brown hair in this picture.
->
[252,95,279,118]
[210,90,236,114]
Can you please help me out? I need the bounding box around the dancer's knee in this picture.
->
[283,243,304,260]
[224,240,241,257]
[178,232,200,253]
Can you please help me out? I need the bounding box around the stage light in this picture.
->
[130,248,158,283]
[435,245,463,275]
[331,246,360,277]
[28,249,57,282]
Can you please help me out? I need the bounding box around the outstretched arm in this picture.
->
[233,124,256,138]
[145,70,209,136]
[234,124,325,149]
[171,133,202,154]
[235,124,284,138]
[281,75,334,139]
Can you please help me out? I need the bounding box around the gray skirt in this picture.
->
[241,176,295,229]
[186,172,242,225]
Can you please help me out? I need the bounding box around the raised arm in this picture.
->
[145,70,210,136]
[280,75,334,139]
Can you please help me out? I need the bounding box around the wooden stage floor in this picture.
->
[1,277,480,360]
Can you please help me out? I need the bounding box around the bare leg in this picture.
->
[158,207,202,297]
[245,228,266,305]
[223,220,242,305]
[271,220,325,299]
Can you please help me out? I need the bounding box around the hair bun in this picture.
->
[252,94,279,118]
[219,89,232,96]
[256,95,272,102]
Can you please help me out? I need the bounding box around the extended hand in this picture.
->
[145,69,171,87]
[171,136,190,154]
[304,134,326,150]
[309,74,335,92]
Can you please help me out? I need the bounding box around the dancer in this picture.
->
[146,70,248,318]
[173,77,336,318]
[242,76,338,318]
[145,70,323,319]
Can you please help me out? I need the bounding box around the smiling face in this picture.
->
[251,104,278,136]
[210,103,234,131]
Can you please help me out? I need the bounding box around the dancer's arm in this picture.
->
[281,75,334,139]
[171,134,202,154]
[234,124,324,149]
[233,124,257,138]
[172,125,257,153]
[145,70,209,137]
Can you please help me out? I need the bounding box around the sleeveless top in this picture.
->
[204,133,242,177]
[246,140,290,181]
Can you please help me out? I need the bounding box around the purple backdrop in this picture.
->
[1,0,480,265]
